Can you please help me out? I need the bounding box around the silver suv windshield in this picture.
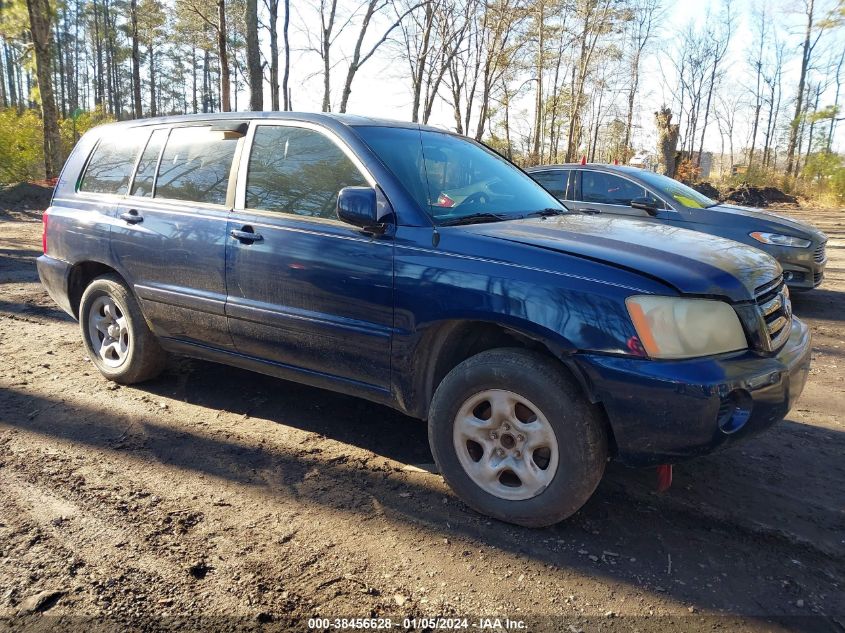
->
[355,126,564,225]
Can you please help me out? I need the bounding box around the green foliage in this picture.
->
[0,108,45,182]
[0,107,115,184]
[801,151,845,204]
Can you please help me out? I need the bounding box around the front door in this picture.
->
[110,124,238,349]
[567,170,662,218]
[225,122,394,391]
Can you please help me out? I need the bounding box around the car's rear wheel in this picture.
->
[79,274,166,384]
[428,348,607,527]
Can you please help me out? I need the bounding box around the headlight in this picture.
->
[626,296,747,359]
[749,231,811,248]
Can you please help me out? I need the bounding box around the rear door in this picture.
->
[110,124,241,350]
[225,121,394,391]
[531,169,574,202]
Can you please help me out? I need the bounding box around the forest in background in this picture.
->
[1,0,844,203]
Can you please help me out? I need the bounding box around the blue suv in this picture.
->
[38,113,812,526]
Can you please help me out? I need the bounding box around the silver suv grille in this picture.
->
[813,242,826,263]
[754,275,792,351]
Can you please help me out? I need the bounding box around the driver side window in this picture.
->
[581,171,648,206]
[246,125,368,220]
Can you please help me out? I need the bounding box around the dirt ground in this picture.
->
[0,204,843,633]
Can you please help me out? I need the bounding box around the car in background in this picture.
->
[527,164,828,291]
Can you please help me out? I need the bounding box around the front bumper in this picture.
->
[768,242,826,290]
[574,317,812,466]
[36,254,75,318]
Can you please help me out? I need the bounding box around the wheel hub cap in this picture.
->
[87,295,131,368]
[452,389,559,501]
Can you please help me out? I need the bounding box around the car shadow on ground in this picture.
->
[2,359,843,628]
[790,288,845,322]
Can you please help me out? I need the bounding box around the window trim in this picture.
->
[574,168,673,211]
[148,124,243,208]
[127,126,171,199]
[234,120,376,218]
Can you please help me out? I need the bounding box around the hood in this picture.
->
[704,204,827,242]
[463,215,781,302]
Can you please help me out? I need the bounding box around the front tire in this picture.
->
[428,348,607,527]
[79,274,166,384]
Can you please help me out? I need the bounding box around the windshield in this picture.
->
[355,126,564,224]
[635,170,717,209]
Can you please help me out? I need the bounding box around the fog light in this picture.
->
[717,390,753,434]
[784,272,794,281]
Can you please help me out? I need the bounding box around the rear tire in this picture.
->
[79,274,166,384]
[428,348,607,527]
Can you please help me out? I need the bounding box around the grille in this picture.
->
[754,275,791,351]
[813,242,826,263]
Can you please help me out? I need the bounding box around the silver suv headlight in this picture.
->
[625,296,748,359]
[750,231,811,248]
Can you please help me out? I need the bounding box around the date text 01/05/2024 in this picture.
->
[306,617,527,629]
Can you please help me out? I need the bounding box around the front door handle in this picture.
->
[120,209,143,224]
[230,227,263,243]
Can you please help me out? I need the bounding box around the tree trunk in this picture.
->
[827,49,844,150]
[655,106,680,177]
[191,44,198,113]
[785,0,813,176]
[246,0,263,110]
[5,44,17,110]
[148,41,156,117]
[218,0,231,112]
[530,0,543,164]
[130,0,143,117]
[623,49,640,159]
[282,0,291,110]
[268,0,280,110]
[26,0,62,179]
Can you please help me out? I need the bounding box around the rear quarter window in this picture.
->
[79,129,149,195]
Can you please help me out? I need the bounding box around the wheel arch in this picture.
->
[67,260,125,318]
[404,318,597,420]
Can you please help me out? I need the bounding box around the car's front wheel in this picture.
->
[428,348,607,527]
[79,274,166,384]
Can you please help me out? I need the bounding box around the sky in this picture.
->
[242,0,845,157]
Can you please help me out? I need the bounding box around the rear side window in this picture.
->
[130,128,169,197]
[581,171,648,206]
[532,170,573,200]
[245,125,368,220]
[79,129,148,195]
[155,126,239,205]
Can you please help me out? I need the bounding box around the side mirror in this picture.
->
[336,187,385,234]
[630,197,658,216]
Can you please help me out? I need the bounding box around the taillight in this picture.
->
[42,210,49,254]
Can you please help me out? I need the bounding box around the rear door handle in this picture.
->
[120,209,143,224]
[230,227,263,243]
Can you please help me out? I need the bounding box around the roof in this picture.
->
[525,163,646,174]
[99,111,445,133]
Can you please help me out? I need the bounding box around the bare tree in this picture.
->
[784,0,840,176]
[622,0,663,157]
[339,0,423,113]
[283,0,291,109]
